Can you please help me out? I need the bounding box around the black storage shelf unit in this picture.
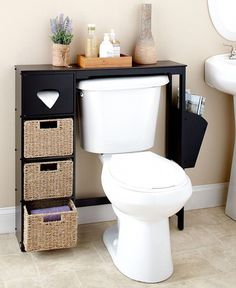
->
[15,61,208,251]
[15,69,77,251]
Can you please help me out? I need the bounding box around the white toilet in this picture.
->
[78,76,192,283]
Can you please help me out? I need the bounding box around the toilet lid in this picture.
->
[107,151,187,191]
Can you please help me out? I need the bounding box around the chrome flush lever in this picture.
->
[224,44,236,59]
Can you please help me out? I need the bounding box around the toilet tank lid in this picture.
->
[77,76,169,91]
[106,152,187,191]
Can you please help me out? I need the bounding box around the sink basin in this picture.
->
[205,53,236,221]
[205,53,236,95]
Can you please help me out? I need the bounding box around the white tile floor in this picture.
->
[0,206,236,287]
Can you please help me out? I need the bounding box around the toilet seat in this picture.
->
[105,151,188,193]
[101,150,192,220]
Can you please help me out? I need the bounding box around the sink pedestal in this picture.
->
[205,53,236,221]
[225,96,236,220]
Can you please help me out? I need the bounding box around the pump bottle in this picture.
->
[110,29,120,57]
[99,33,114,58]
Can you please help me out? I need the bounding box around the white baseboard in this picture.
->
[185,182,228,210]
[0,182,228,234]
[78,204,116,224]
[0,207,15,234]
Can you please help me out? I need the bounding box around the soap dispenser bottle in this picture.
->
[110,29,120,57]
[99,33,114,58]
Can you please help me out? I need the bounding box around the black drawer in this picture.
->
[22,73,74,116]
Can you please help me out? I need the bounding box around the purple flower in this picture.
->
[64,17,72,33]
[50,13,73,44]
[50,19,57,34]
[58,13,64,30]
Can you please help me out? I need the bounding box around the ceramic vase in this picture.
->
[52,43,70,67]
[134,3,157,64]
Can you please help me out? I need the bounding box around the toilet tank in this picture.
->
[77,76,169,153]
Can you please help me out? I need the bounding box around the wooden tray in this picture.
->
[77,54,132,68]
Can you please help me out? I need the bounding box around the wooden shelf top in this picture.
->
[15,60,186,72]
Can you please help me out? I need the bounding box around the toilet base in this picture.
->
[103,207,173,283]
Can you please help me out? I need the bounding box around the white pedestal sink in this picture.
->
[205,53,236,220]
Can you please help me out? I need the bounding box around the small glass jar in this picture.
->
[85,24,98,58]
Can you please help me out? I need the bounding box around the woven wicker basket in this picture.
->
[24,118,73,158]
[24,199,77,252]
[24,160,73,201]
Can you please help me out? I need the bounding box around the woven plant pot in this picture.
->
[52,43,70,67]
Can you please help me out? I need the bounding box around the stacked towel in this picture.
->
[30,205,70,222]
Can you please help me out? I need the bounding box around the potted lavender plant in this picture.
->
[50,14,73,67]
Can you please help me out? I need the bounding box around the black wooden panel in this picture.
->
[182,111,208,168]
[22,73,74,116]
[170,109,208,168]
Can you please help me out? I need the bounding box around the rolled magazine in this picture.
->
[178,89,206,116]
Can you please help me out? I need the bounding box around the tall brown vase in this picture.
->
[134,4,157,64]
[52,43,70,67]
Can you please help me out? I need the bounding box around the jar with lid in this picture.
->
[85,24,98,57]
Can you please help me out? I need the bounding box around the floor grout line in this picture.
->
[0,207,235,287]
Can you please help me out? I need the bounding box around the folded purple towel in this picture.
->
[30,205,71,222]
[30,205,70,215]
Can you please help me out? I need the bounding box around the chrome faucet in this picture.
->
[224,44,236,59]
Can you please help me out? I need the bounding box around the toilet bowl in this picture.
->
[77,76,192,283]
[101,151,191,283]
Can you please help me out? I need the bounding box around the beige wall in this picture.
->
[0,0,234,206]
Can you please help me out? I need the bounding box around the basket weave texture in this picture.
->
[24,160,73,200]
[24,118,73,158]
[24,199,77,252]
[52,43,70,67]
